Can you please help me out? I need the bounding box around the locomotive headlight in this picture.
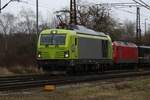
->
[64,51,69,58]
[38,54,41,58]
[51,30,57,34]
[65,53,69,58]
[37,52,41,58]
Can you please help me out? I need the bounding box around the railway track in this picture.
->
[0,70,150,91]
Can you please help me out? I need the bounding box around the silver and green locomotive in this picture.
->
[37,25,113,72]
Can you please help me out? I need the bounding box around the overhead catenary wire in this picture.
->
[11,1,150,20]
[113,7,149,18]
[132,0,150,10]
[96,2,149,19]
[138,0,150,8]
[113,7,136,15]
[97,2,139,8]
[19,1,52,10]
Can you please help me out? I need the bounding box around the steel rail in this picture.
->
[0,70,150,91]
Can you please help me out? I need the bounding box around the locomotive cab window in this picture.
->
[40,34,66,45]
[53,34,66,45]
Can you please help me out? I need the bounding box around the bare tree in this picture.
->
[0,13,16,34]
[0,9,51,67]
[123,20,135,39]
[17,8,36,34]
[55,2,116,33]
[84,5,114,32]
[0,13,16,51]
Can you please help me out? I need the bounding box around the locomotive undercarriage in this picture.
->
[37,59,150,74]
[37,59,112,73]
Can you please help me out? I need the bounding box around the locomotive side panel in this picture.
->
[78,37,103,59]
[121,47,138,63]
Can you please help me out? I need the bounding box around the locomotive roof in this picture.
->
[113,41,137,47]
[70,25,106,36]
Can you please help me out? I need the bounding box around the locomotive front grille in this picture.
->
[41,52,49,58]
[55,51,65,58]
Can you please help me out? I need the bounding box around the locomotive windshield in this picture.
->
[40,34,66,45]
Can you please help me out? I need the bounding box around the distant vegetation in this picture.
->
[0,34,37,67]
[0,3,149,67]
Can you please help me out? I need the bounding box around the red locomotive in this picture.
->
[113,41,138,65]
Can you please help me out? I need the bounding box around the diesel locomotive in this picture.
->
[36,25,150,72]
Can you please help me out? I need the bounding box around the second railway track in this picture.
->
[0,70,150,91]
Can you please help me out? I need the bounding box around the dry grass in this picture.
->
[0,66,44,75]
[48,77,150,100]
[0,67,14,75]
[1,77,150,100]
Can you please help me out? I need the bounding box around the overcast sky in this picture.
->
[1,0,150,28]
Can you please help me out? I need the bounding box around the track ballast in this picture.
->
[0,70,150,91]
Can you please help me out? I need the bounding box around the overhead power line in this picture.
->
[98,2,142,7]
[20,1,51,10]
[132,0,150,10]
[113,7,136,15]
[139,0,150,8]
[97,2,139,7]
[0,0,22,13]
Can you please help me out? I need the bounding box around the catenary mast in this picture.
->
[70,0,77,25]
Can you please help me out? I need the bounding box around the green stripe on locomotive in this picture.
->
[37,29,113,62]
